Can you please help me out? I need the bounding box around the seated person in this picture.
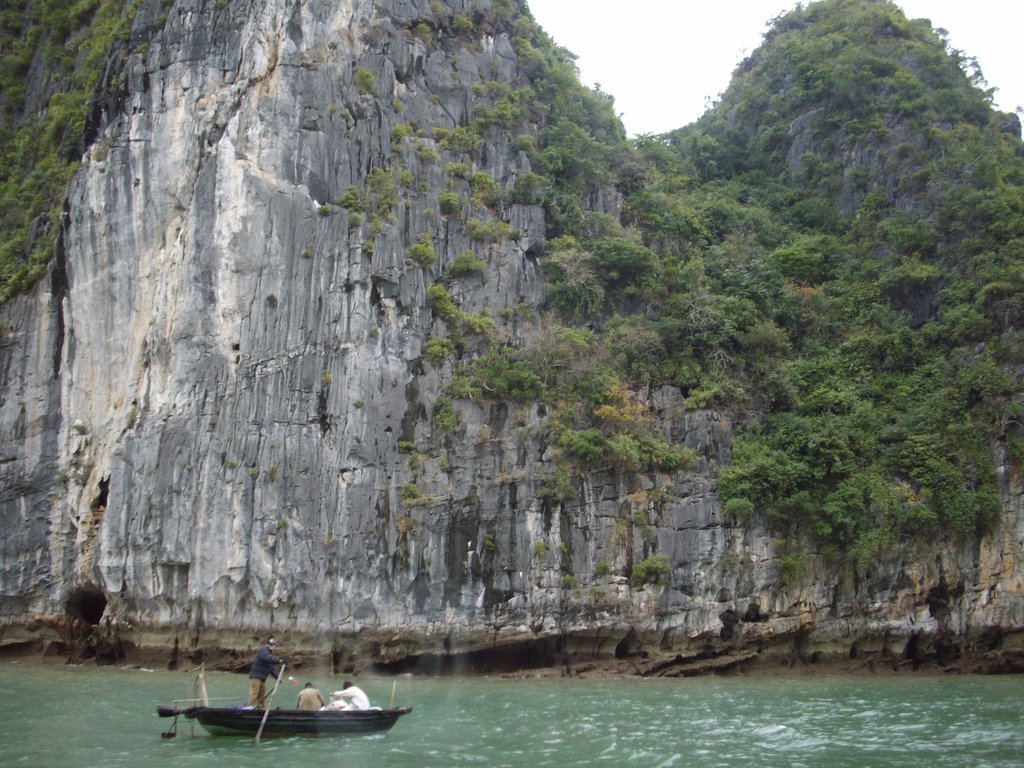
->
[323,680,370,710]
[296,682,325,711]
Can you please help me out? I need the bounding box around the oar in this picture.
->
[254,663,286,745]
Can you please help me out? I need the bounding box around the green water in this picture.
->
[1,661,1021,767]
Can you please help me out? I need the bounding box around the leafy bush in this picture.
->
[631,553,672,586]
[401,483,424,506]
[469,172,501,208]
[366,168,397,211]
[778,552,807,586]
[452,14,475,38]
[415,142,439,163]
[336,185,368,213]
[391,123,413,144]
[432,397,456,432]
[506,172,548,205]
[438,191,462,217]
[723,498,756,519]
[467,218,514,242]
[556,428,604,463]
[353,68,376,96]
[451,345,544,401]
[407,233,436,267]
[543,243,605,317]
[426,285,495,342]
[589,237,659,290]
[448,251,485,276]
[435,126,480,155]
[423,336,455,365]
[606,433,642,470]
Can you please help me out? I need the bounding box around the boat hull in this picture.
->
[158,705,412,737]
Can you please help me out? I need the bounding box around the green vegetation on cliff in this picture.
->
[0,0,136,302]
[670,0,1023,559]
[517,0,1023,561]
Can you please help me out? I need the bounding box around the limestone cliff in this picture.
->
[0,0,1021,675]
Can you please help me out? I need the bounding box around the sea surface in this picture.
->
[1,661,1022,767]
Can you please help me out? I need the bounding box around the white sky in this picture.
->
[526,0,1023,136]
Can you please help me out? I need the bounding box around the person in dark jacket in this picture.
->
[247,637,288,708]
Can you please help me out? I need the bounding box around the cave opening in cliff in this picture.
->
[91,476,109,518]
[66,585,107,625]
[372,638,559,675]
[615,628,645,659]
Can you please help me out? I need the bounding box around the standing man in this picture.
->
[247,637,292,708]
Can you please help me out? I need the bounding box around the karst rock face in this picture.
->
[0,0,1021,672]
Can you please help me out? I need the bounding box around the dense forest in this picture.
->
[2,0,1022,581]
[640,0,1024,562]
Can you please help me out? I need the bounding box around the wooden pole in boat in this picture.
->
[196,663,209,706]
[389,679,397,709]
[255,663,285,745]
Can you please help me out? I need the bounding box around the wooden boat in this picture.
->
[157,703,413,737]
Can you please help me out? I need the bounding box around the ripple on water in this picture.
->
[751,724,790,737]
